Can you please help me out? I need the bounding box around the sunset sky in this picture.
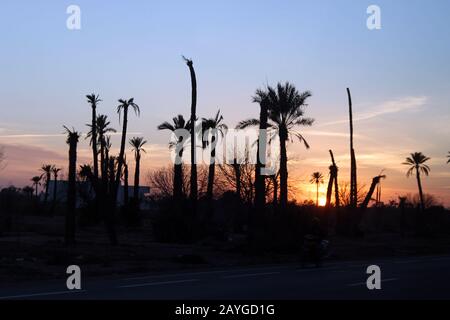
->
[0,0,449,206]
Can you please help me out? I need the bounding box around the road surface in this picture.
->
[1,254,450,299]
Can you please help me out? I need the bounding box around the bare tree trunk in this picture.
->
[347,88,357,208]
[185,58,198,212]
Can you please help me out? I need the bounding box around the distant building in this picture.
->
[46,180,150,209]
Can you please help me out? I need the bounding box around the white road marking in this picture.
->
[223,272,280,279]
[347,278,398,287]
[0,290,86,300]
[123,266,292,281]
[118,279,199,288]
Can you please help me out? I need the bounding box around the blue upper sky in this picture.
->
[0,0,449,203]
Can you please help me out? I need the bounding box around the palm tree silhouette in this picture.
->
[129,137,147,201]
[63,126,80,246]
[40,164,53,205]
[86,94,101,181]
[115,98,140,200]
[31,176,41,198]
[201,110,228,202]
[238,82,314,210]
[237,90,270,210]
[403,152,431,212]
[51,167,62,214]
[183,56,198,210]
[310,172,324,207]
[87,114,116,183]
[158,115,191,200]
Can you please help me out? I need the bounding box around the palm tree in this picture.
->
[51,167,62,214]
[183,56,198,210]
[52,167,62,201]
[310,172,324,207]
[40,164,53,205]
[238,82,314,210]
[123,157,129,206]
[447,151,450,164]
[31,176,41,198]
[201,110,228,202]
[86,94,101,181]
[129,137,147,201]
[115,98,140,200]
[403,152,431,211]
[63,126,80,246]
[87,114,116,183]
[158,115,191,201]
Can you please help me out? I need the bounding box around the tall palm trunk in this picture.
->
[206,135,216,202]
[53,173,58,204]
[326,150,339,207]
[44,172,50,205]
[233,158,241,200]
[255,102,268,210]
[272,175,278,206]
[316,183,319,207]
[185,59,198,210]
[35,184,38,197]
[66,138,78,246]
[124,162,129,206]
[416,166,425,211]
[347,88,357,208]
[91,106,99,181]
[134,152,141,200]
[279,127,288,211]
[174,148,184,201]
[100,137,107,191]
[115,106,129,199]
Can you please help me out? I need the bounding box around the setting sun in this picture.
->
[319,197,327,207]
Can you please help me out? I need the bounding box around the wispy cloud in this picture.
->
[319,96,428,127]
[0,132,143,140]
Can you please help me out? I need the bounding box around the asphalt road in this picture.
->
[1,254,450,300]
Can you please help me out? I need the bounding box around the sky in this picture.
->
[0,0,449,206]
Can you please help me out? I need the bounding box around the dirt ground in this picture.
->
[1,215,450,283]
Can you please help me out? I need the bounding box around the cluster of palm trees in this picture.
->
[56,94,148,245]
[26,56,449,245]
[157,74,315,215]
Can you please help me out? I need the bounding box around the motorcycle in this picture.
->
[300,234,330,268]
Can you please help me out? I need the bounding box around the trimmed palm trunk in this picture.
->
[326,150,339,207]
[134,151,141,200]
[206,134,217,202]
[115,106,129,199]
[124,162,129,206]
[347,88,357,208]
[272,175,278,206]
[174,147,184,201]
[44,171,51,205]
[255,101,268,211]
[233,158,241,200]
[185,58,198,210]
[416,166,425,212]
[279,126,289,211]
[91,109,98,180]
[66,134,78,246]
